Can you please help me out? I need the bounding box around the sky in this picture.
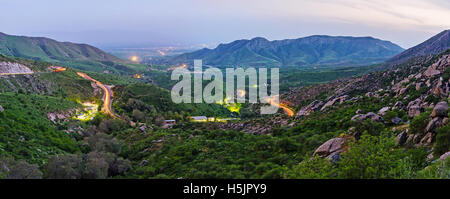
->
[1,0,449,49]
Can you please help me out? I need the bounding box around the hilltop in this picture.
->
[0,32,145,73]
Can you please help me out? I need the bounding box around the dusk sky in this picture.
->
[1,0,449,49]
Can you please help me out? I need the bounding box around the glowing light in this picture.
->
[265,95,295,117]
[157,50,166,56]
[53,66,66,72]
[130,56,139,62]
[237,89,246,97]
[133,74,142,79]
[73,102,99,121]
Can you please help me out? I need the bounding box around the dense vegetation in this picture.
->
[0,93,80,165]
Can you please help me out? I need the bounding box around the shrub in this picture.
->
[336,133,407,179]
[416,158,450,179]
[283,157,337,179]
[434,124,450,157]
[409,112,430,135]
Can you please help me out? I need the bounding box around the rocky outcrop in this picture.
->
[424,54,450,77]
[378,107,390,116]
[0,62,33,74]
[320,95,349,111]
[47,109,75,123]
[397,131,408,145]
[431,101,448,117]
[351,112,383,122]
[407,98,424,118]
[440,151,450,161]
[313,137,347,159]
[296,100,323,117]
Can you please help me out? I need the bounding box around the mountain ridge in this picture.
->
[0,32,142,73]
[387,29,450,64]
[162,35,404,68]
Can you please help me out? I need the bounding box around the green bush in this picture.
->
[336,133,407,179]
[434,124,450,157]
[416,158,450,179]
[409,112,430,135]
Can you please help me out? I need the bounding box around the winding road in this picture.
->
[266,96,295,117]
[76,72,119,119]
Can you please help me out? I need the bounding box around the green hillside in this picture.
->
[165,36,404,68]
[0,32,146,73]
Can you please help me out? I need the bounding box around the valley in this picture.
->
[0,30,449,180]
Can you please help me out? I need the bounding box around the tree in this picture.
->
[434,124,450,157]
[0,156,42,179]
[44,154,84,179]
[132,109,145,121]
[336,133,407,179]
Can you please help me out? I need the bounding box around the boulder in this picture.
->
[378,107,390,116]
[365,112,384,122]
[398,87,408,96]
[425,117,444,133]
[320,95,349,111]
[139,160,148,166]
[139,125,147,133]
[416,82,424,91]
[439,151,450,161]
[297,100,324,117]
[392,101,403,110]
[392,117,402,124]
[0,105,3,112]
[313,138,346,158]
[351,112,383,122]
[431,77,448,97]
[418,132,434,146]
[431,101,448,117]
[408,105,422,118]
[397,132,407,145]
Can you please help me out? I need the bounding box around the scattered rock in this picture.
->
[139,160,148,166]
[425,117,444,133]
[313,138,346,158]
[297,100,324,117]
[397,132,407,145]
[392,101,403,110]
[139,125,147,133]
[431,101,448,117]
[320,95,349,111]
[392,117,402,124]
[378,107,390,116]
[418,132,434,146]
[352,112,383,122]
[416,82,424,91]
[408,105,422,118]
[439,151,450,161]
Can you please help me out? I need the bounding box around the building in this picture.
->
[189,116,208,122]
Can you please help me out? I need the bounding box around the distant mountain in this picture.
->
[0,32,142,73]
[387,30,450,64]
[164,35,404,68]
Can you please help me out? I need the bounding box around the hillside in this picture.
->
[162,35,404,68]
[387,30,450,65]
[0,32,145,73]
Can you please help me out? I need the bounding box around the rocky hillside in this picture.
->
[285,49,449,166]
[162,35,404,68]
[387,30,450,65]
